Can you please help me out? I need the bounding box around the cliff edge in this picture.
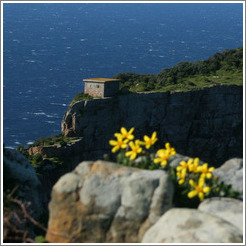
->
[62,85,242,167]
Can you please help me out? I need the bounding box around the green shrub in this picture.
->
[113,47,243,93]
[69,92,93,108]
[29,134,79,148]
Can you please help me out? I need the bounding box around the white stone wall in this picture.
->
[84,82,104,98]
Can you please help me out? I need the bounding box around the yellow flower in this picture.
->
[176,158,199,183]
[188,178,210,201]
[142,132,158,149]
[154,143,176,167]
[115,127,134,141]
[176,159,193,184]
[164,142,176,156]
[125,140,142,160]
[176,158,193,173]
[197,163,215,179]
[188,158,200,172]
[109,135,128,153]
[154,149,169,167]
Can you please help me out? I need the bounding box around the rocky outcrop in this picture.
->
[62,85,243,167]
[212,158,243,196]
[28,138,83,158]
[45,155,243,243]
[141,208,243,243]
[3,148,45,242]
[3,148,43,218]
[45,160,174,243]
[198,197,243,233]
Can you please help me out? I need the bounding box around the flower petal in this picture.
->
[130,153,137,160]
[198,192,204,201]
[154,158,161,163]
[157,149,165,156]
[166,142,170,148]
[188,158,194,166]
[188,190,197,198]
[137,147,143,153]
[109,140,117,146]
[203,186,210,193]
[112,146,119,153]
[189,179,196,188]
[171,150,176,155]
[145,144,151,149]
[114,133,122,139]
[129,141,134,149]
[144,135,150,142]
[125,151,132,157]
[176,166,182,171]
[198,178,205,187]
[121,127,127,135]
[121,143,128,149]
[209,167,215,172]
[194,158,200,165]
[129,127,135,134]
[160,160,167,167]
[152,132,157,139]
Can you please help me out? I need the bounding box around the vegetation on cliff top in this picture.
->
[29,134,79,147]
[114,47,243,93]
[16,134,80,169]
[69,92,93,108]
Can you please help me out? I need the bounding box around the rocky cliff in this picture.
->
[62,85,242,167]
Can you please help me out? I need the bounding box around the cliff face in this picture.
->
[62,85,243,167]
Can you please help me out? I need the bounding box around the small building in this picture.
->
[83,78,120,98]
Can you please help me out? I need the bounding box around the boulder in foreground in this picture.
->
[45,160,174,243]
[142,208,243,243]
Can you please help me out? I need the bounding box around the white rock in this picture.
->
[142,208,243,243]
[198,197,243,233]
[213,158,243,194]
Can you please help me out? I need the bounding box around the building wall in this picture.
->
[84,82,104,98]
[104,81,119,97]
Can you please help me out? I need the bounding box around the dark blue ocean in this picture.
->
[3,3,243,148]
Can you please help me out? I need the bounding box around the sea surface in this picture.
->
[3,3,243,148]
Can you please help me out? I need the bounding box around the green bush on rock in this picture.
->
[69,92,93,108]
[16,134,80,170]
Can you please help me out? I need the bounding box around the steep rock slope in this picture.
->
[62,85,242,166]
